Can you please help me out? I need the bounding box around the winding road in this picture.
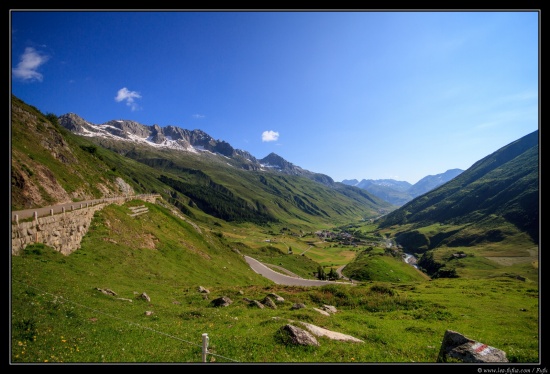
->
[244,256,353,287]
[12,197,353,287]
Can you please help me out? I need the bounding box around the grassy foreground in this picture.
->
[10,200,539,364]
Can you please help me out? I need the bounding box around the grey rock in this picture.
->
[280,324,319,347]
[211,296,233,307]
[438,330,508,363]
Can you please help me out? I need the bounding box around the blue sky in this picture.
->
[11,10,539,184]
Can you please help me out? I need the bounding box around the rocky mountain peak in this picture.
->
[57,114,332,183]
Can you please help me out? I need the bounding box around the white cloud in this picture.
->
[115,87,142,111]
[12,47,49,82]
[262,130,279,142]
[192,114,205,119]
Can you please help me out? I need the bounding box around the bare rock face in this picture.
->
[279,324,319,347]
[438,330,508,363]
[115,177,135,195]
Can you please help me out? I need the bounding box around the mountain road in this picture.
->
[244,256,353,287]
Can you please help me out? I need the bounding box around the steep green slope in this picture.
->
[377,130,539,246]
[372,130,539,279]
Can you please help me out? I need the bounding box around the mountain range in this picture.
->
[341,168,464,206]
[11,93,539,278]
[11,95,394,227]
[57,111,458,201]
[57,112,337,187]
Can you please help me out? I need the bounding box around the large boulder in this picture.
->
[438,330,508,363]
[279,324,319,347]
[211,296,233,307]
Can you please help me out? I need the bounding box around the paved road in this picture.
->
[244,256,353,287]
[336,265,350,281]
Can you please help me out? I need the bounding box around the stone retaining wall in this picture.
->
[11,195,160,256]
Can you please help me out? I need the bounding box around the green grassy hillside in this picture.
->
[11,197,539,363]
[373,130,538,279]
[10,94,540,364]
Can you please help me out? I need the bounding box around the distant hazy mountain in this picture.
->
[341,169,464,206]
[407,169,464,197]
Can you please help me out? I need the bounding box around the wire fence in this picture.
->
[11,279,240,363]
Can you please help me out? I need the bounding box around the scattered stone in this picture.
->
[138,292,151,302]
[291,303,306,310]
[197,286,210,294]
[96,288,117,296]
[297,321,364,343]
[116,298,133,302]
[312,307,330,316]
[268,293,285,303]
[280,324,319,347]
[438,330,508,363]
[211,296,233,307]
[251,300,265,309]
[321,305,337,314]
[244,298,265,308]
[145,311,154,316]
[262,296,277,309]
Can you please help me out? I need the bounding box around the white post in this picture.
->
[202,333,209,363]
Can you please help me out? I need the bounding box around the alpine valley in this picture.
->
[10,94,540,364]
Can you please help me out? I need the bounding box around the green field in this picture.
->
[11,199,539,363]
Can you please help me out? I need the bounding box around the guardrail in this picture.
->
[11,194,161,223]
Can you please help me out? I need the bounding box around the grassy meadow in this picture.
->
[10,198,540,364]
